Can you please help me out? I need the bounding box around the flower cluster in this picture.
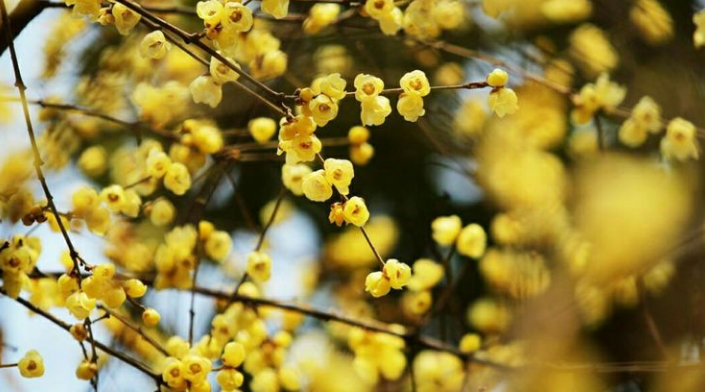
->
[571,73,626,124]
[348,326,407,383]
[0,235,41,298]
[363,0,466,38]
[486,68,519,118]
[431,215,488,259]
[365,258,412,297]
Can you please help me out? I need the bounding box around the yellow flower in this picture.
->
[66,291,96,319]
[632,96,662,133]
[343,196,370,226]
[695,10,705,48]
[123,279,147,298]
[431,215,462,246]
[303,4,341,35]
[112,3,141,35]
[396,92,426,122]
[488,88,518,118]
[205,231,232,262]
[282,163,313,196]
[541,0,592,23]
[250,50,288,81]
[18,350,44,378]
[75,360,98,380]
[249,117,277,143]
[100,184,126,213]
[146,149,172,179]
[309,94,339,127]
[348,125,370,144]
[486,68,508,88]
[140,31,171,60]
[378,7,403,35]
[360,96,392,126]
[150,198,175,226]
[319,73,347,100]
[164,162,192,196]
[142,308,161,327]
[196,0,224,24]
[630,0,673,46]
[222,2,254,32]
[261,0,290,19]
[71,186,100,217]
[324,158,354,195]
[457,223,487,258]
[217,369,244,390]
[383,259,411,289]
[246,251,272,283]
[162,358,187,390]
[329,202,346,226]
[77,146,107,177]
[192,122,224,154]
[619,118,648,148]
[407,258,444,291]
[189,75,222,108]
[350,143,375,166]
[365,271,391,297]
[660,117,699,161]
[569,23,619,77]
[354,73,385,102]
[222,341,246,367]
[364,0,394,20]
[209,54,241,85]
[400,70,430,96]
[182,354,212,384]
[302,169,333,202]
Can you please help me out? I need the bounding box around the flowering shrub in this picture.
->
[1,0,705,391]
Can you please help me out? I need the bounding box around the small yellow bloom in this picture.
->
[486,68,508,88]
[354,73,385,102]
[146,149,172,179]
[246,251,272,283]
[210,54,241,85]
[400,70,430,96]
[189,75,222,108]
[319,73,347,100]
[457,223,487,258]
[18,350,45,378]
[205,231,232,262]
[343,196,370,226]
[196,0,224,24]
[100,184,126,213]
[150,198,175,226]
[112,3,141,36]
[164,162,192,195]
[77,146,107,177]
[124,279,147,298]
[695,11,705,48]
[66,291,96,319]
[222,2,254,31]
[75,360,98,380]
[365,271,391,297]
[302,169,333,202]
[282,163,313,196]
[660,117,699,161]
[217,369,244,390]
[139,31,171,60]
[459,333,482,353]
[222,341,246,367]
[324,158,354,195]
[360,96,392,126]
[249,117,277,143]
[142,307,160,327]
[364,0,394,20]
[383,259,411,289]
[488,88,519,118]
[396,92,426,122]
[348,125,370,145]
[261,0,289,19]
[309,94,339,127]
[431,215,462,246]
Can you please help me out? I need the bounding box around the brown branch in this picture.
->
[2,292,162,382]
